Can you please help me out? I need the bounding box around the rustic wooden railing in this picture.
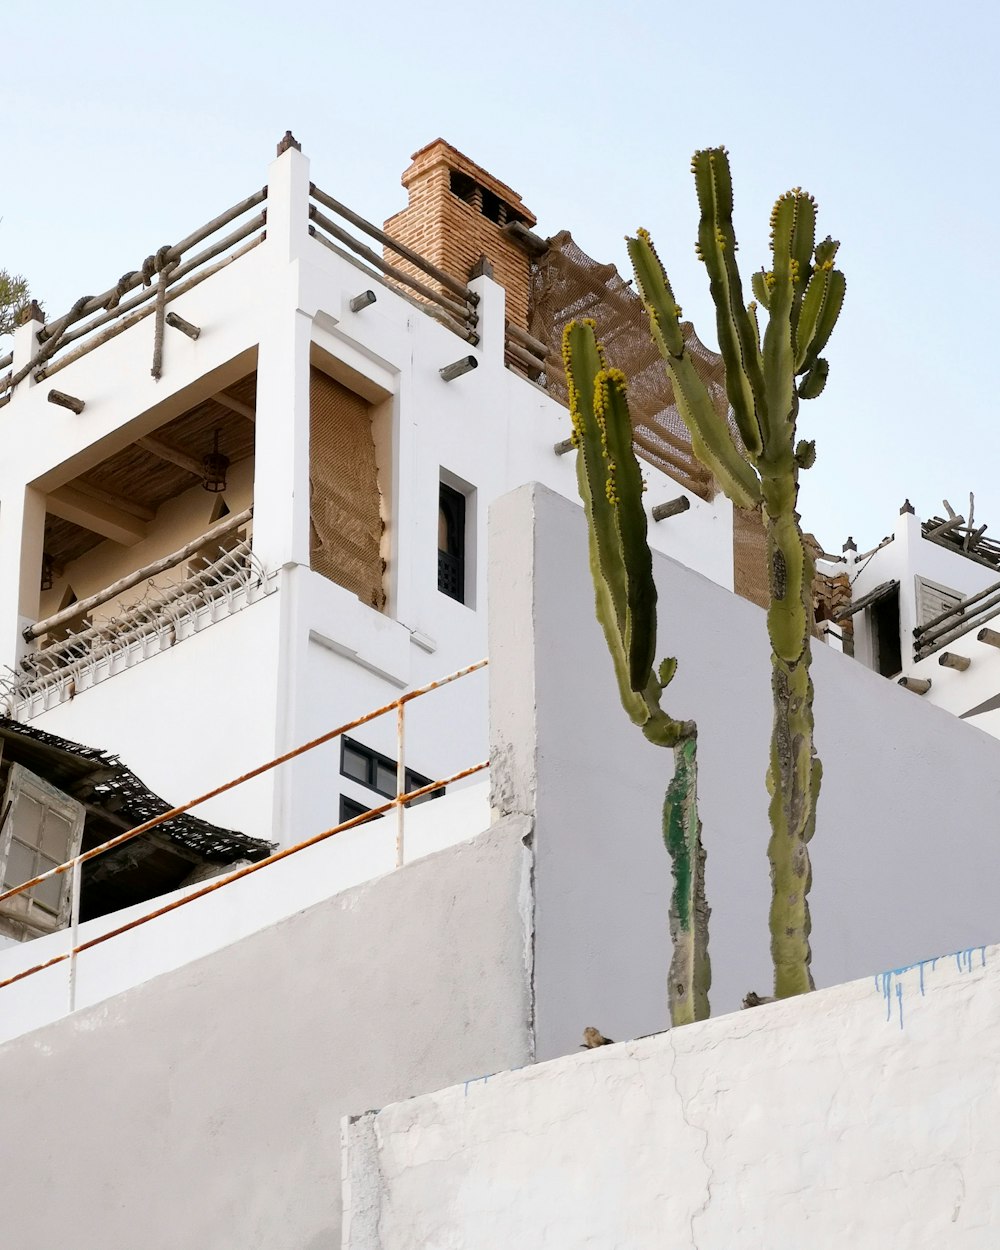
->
[913,577,1000,661]
[504,321,551,382]
[0,189,268,408]
[307,182,479,345]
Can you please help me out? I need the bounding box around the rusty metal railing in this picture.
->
[0,658,489,1002]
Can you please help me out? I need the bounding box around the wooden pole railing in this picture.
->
[24,507,253,641]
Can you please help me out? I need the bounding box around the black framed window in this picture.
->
[438,483,466,603]
[339,795,382,827]
[340,738,444,806]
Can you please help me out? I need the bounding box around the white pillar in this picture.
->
[251,139,313,574]
[467,273,506,370]
[11,305,43,386]
[0,484,46,679]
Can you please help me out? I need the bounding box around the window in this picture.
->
[438,483,466,603]
[340,738,443,806]
[915,576,963,629]
[870,585,902,678]
[339,795,383,827]
[0,764,85,938]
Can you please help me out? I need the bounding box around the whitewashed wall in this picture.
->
[490,484,1000,1060]
[344,940,998,1249]
[0,819,532,1250]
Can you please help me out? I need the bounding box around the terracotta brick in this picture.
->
[383,139,536,331]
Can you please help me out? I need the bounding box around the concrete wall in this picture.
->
[0,778,491,1045]
[0,818,532,1250]
[490,484,1000,1061]
[343,940,997,1249]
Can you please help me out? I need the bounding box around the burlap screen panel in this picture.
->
[732,505,770,610]
[529,231,729,501]
[309,369,385,610]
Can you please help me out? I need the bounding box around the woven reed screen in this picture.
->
[733,505,770,610]
[529,230,726,501]
[309,369,385,610]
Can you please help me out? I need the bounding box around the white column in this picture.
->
[251,140,313,574]
[0,484,46,678]
[11,308,43,385]
[467,273,506,370]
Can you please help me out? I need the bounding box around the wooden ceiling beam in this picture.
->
[213,390,255,422]
[136,436,203,478]
[46,486,149,547]
[71,479,156,523]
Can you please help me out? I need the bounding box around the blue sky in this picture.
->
[3,0,996,551]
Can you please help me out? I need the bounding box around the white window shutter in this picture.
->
[0,764,85,938]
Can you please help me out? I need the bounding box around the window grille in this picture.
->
[438,483,466,603]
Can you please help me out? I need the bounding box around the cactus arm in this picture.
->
[596,367,657,691]
[627,231,762,510]
[564,323,649,726]
[795,261,845,376]
[798,358,829,400]
[751,269,772,311]
[760,192,800,460]
[690,148,767,460]
[664,736,712,1026]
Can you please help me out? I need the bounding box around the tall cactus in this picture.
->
[563,320,710,1027]
[627,147,844,999]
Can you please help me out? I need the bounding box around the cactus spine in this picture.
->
[627,148,844,999]
[563,320,710,1027]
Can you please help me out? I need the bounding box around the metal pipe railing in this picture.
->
[0,658,489,1001]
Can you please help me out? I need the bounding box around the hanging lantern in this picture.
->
[40,553,54,592]
[201,429,229,493]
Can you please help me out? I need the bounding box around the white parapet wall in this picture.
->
[344,939,998,1249]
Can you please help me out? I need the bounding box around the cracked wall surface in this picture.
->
[343,942,999,1248]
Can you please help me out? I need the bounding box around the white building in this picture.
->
[826,499,1000,738]
[3,136,1000,1248]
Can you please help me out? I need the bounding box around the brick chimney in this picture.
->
[384,139,537,330]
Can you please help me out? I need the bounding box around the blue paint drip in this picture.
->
[874,946,986,1029]
[463,1073,492,1097]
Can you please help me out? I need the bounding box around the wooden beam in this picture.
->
[25,506,253,640]
[71,479,156,522]
[137,435,203,478]
[46,485,148,547]
[832,579,899,622]
[213,390,255,422]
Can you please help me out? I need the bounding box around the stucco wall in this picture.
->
[0,818,532,1250]
[344,941,997,1249]
[490,484,1000,1061]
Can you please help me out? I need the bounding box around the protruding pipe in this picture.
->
[439,356,478,382]
[977,627,1000,649]
[898,676,932,695]
[553,437,575,456]
[349,290,377,313]
[652,496,691,522]
[47,389,85,414]
[938,652,971,671]
[165,311,201,340]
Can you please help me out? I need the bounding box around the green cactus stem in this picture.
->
[563,319,710,1027]
[628,147,845,999]
[665,737,711,1024]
